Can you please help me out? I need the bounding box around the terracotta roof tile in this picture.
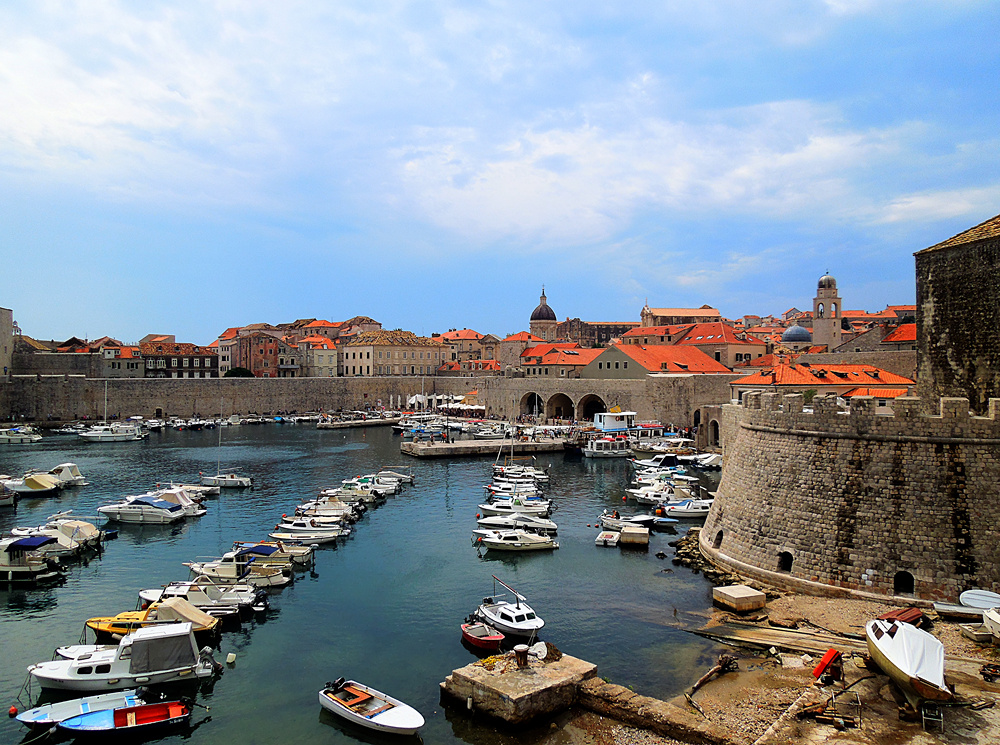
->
[612,345,731,373]
[880,323,916,343]
[731,362,913,387]
[919,212,1000,253]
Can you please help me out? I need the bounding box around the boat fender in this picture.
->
[8,705,17,718]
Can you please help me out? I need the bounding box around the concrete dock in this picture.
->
[401,437,566,459]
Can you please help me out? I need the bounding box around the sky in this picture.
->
[1,1,998,344]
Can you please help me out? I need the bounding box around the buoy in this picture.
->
[9,705,18,717]
[226,652,237,664]
[622,496,627,502]
[476,514,480,518]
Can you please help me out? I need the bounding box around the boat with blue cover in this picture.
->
[97,494,187,524]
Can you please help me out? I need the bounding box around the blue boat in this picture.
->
[57,699,191,735]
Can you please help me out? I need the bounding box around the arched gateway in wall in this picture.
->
[576,394,607,422]
[520,392,544,417]
[545,393,574,420]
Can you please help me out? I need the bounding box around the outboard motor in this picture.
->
[199,646,224,675]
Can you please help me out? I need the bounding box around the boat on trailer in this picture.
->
[319,678,424,735]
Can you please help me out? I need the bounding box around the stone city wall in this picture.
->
[0,373,736,426]
[700,392,1000,601]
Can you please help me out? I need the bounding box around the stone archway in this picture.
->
[693,409,702,429]
[709,419,720,446]
[545,393,574,421]
[519,392,544,417]
[577,394,607,423]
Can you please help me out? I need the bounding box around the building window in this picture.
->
[598,362,603,369]
[193,358,200,367]
[171,358,178,367]
[614,361,619,369]
[623,361,628,369]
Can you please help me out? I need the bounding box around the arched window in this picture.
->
[817,303,825,318]
[893,571,915,595]
[713,530,724,549]
[831,302,838,317]
[709,420,720,446]
[778,551,793,573]
[693,410,702,428]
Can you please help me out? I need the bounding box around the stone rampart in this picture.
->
[700,392,1000,601]
[0,373,735,427]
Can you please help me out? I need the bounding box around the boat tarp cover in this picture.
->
[25,474,59,490]
[5,536,57,552]
[235,545,279,558]
[870,620,946,689]
[132,495,184,511]
[129,633,197,674]
[154,597,217,627]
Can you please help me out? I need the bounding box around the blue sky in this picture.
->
[2,1,998,344]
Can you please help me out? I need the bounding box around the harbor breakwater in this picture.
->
[0,373,736,427]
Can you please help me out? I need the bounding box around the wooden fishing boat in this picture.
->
[461,621,504,650]
[319,678,424,735]
[57,699,191,735]
[865,619,953,709]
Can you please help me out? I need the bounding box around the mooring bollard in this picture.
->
[514,644,529,669]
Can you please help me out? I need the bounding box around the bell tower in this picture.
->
[812,273,842,350]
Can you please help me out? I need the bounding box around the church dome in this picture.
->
[530,289,556,322]
[818,274,837,290]
[781,325,812,343]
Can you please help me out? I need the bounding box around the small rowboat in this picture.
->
[16,689,143,727]
[319,678,424,735]
[461,621,505,650]
[57,699,191,735]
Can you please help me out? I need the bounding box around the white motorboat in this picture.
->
[597,510,657,531]
[78,423,147,442]
[582,436,631,458]
[47,463,88,486]
[97,494,188,524]
[274,517,348,535]
[2,472,61,496]
[139,575,268,618]
[127,486,206,518]
[28,622,219,691]
[232,540,315,566]
[0,426,43,444]
[319,678,424,735]
[10,514,103,557]
[0,485,15,508]
[472,529,559,552]
[865,619,953,709]
[185,551,292,588]
[653,498,713,517]
[476,512,558,534]
[200,471,253,488]
[475,576,544,638]
[478,496,551,517]
[16,689,144,727]
[1,536,66,585]
[268,530,340,545]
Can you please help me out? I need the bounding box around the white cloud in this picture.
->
[394,100,901,245]
[875,187,1000,224]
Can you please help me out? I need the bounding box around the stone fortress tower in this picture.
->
[812,273,842,350]
[699,214,1000,602]
[529,287,558,342]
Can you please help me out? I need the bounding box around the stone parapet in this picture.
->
[702,395,1000,601]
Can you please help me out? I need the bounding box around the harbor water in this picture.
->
[0,424,723,744]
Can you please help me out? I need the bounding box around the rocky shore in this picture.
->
[530,527,1000,745]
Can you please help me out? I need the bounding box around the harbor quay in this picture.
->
[0,373,736,430]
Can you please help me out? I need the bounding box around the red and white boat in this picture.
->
[461,621,505,650]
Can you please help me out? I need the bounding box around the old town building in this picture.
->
[342,329,452,377]
[139,341,218,378]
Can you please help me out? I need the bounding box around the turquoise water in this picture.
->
[0,425,722,743]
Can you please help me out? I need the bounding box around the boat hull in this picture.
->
[17,690,142,727]
[319,680,424,736]
[57,700,190,734]
[461,623,504,650]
